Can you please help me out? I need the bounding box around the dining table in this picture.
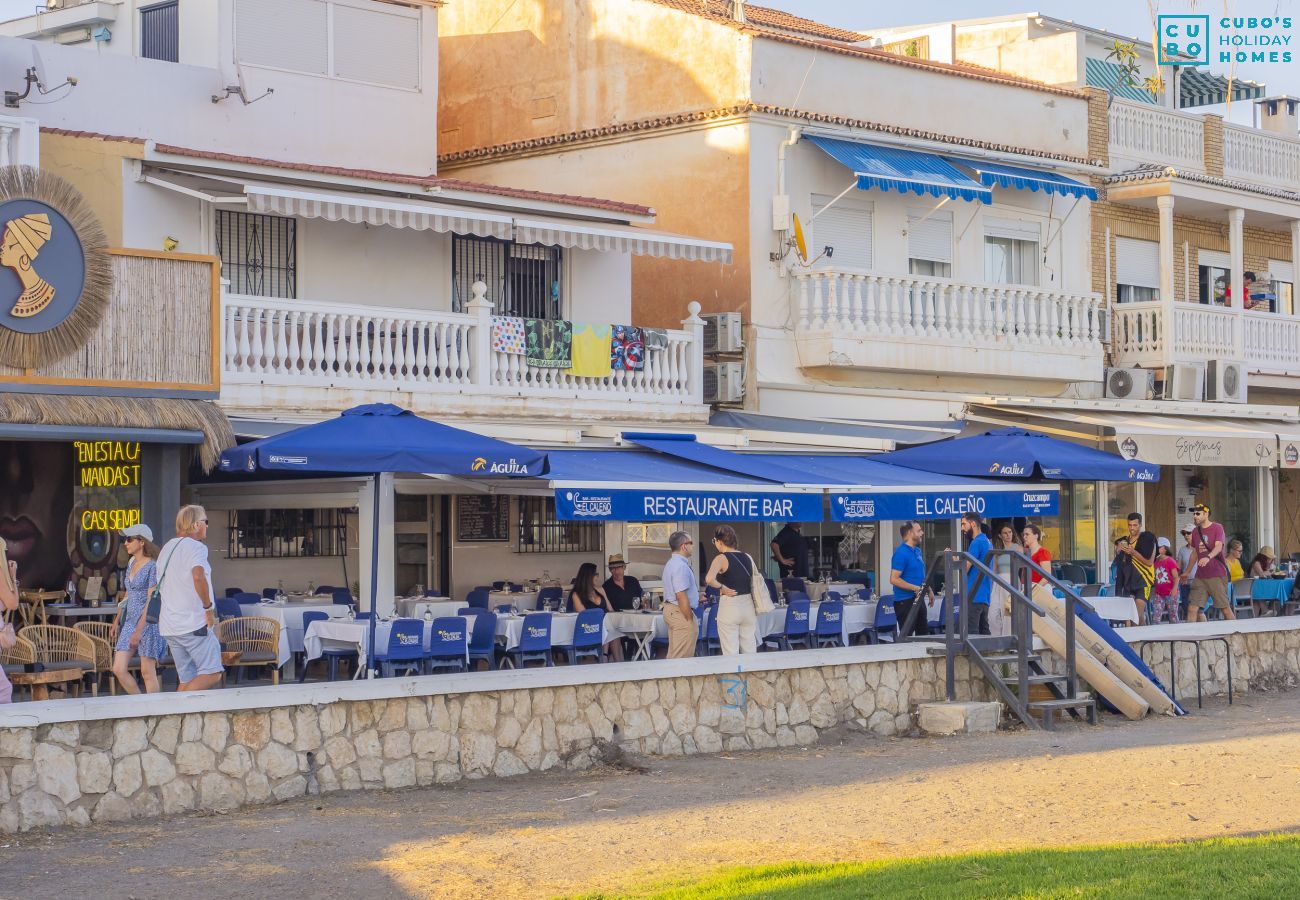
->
[487,590,540,611]
[240,599,352,666]
[480,611,611,651]
[1246,577,1294,606]
[302,617,442,675]
[394,597,458,619]
[802,582,859,603]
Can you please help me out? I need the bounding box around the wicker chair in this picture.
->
[17,589,62,627]
[20,624,98,696]
[1,636,35,699]
[74,622,118,694]
[214,616,281,686]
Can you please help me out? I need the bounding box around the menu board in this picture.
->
[457,495,510,542]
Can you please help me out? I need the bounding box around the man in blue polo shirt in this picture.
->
[889,521,927,637]
[962,511,993,635]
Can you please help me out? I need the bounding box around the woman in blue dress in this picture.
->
[111,524,168,694]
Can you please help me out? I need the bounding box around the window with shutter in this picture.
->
[1115,237,1160,302]
[810,195,872,271]
[333,3,421,89]
[235,0,329,75]
[140,1,179,63]
[907,212,952,278]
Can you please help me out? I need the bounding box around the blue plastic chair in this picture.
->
[315,585,336,594]
[376,619,427,677]
[491,581,507,591]
[762,598,811,651]
[261,588,278,600]
[696,604,721,656]
[466,610,498,671]
[215,596,245,621]
[229,591,260,607]
[565,608,605,665]
[354,611,374,622]
[330,587,354,608]
[423,588,443,597]
[494,603,515,614]
[764,578,779,602]
[869,597,898,644]
[537,586,563,610]
[466,588,491,610]
[704,586,720,604]
[814,599,845,648]
[782,577,807,595]
[504,612,553,668]
[426,617,468,674]
[297,609,358,682]
[223,587,244,598]
[786,590,810,604]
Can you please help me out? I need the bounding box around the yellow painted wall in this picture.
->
[443,121,752,324]
[438,0,751,156]
[958,31,1082,86]
[39,133,141,247]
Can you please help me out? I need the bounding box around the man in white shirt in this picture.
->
[156,504,224,691]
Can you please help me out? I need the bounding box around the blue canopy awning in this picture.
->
[946,157,1097,201]
[875,428,1160,482]
[621,433,819,484]
[806,135,992,203]
[546,448,823,522]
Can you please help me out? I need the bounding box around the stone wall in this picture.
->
[3,621,1299,834]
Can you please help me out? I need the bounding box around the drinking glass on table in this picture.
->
[631,595,641,611]
[414,583,424,597]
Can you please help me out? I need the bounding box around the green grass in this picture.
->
[578,834,1300,899]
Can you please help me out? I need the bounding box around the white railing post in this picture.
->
[466,280,494,391]
[682,300,705,405]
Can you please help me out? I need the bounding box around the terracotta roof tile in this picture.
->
[645,0,863,42]
[1105,165,1300,202]
[40,127,146,144]
[439,103,1094,168]
[150,143,654,216]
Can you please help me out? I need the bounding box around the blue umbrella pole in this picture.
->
[368,472,381,678]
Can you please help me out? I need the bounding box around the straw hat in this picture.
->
[1260,546,1275,558]
[607,553,626,568]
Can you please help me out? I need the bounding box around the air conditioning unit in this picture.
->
[701,312,743,354]
[1206,359,1248,403]
[703,361,744,404]
[1104,367,1155,400]
[1162,363,1205,402]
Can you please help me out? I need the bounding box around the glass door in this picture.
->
[394,494,430,597]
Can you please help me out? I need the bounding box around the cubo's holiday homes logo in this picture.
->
[1159,13,1292,65]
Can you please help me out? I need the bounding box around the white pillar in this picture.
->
[1258,466,1277,553]
[1157,196,1177,367]
[1291,220,1300,317]
[358,473,396,616]
[682,300,706,405]
[1229,207,1245,359]
[466,279,494,390]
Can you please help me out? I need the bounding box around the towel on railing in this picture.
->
[643,328,669,351]
[610,324,645,371]
[491,316,526,355]
[567,323,613,377]
[524,318,573,368]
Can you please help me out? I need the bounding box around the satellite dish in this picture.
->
[791,212,809,264]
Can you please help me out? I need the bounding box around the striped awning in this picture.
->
[245,183,516,239]
[1179,68,1266,108]
[1085,58,1157,104]
[946,157,1097,201]
[512,217,732,262]
[806,135,991,203]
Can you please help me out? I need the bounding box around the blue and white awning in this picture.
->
[806,135,992,203]
[946,158,1097,201]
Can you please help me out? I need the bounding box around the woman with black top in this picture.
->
[704,525,757,655]
[569,562,622,661]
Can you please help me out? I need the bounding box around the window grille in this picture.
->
[517,497,601,554]
[227,509,347,559]
[140,1,179,63]
[452,235,562,319]
[216,210,297,298]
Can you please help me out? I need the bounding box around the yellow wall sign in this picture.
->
[73,440,142,536]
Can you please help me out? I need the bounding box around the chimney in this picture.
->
[1254,95,1300,136]
[730,1,745,24]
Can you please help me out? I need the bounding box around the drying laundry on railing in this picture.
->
[491,316,526,355]
[610,324,645,371]
[643,328,669,352]
[524,318,573,368]
[568,322,613,377]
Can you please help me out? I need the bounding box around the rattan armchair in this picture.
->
[214,616,281,685]
[20,624,98,696]
[17,590,62,627]
[1,633,34,672]
[73,622,117,694]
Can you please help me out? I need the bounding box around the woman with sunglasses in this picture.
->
[110,524,168,694]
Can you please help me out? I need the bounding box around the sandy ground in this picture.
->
[3,690,1300,900]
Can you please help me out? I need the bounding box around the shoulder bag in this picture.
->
[146,539,187,625]
[742,553,776,614]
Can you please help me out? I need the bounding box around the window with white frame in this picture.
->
[810,194,872,270]
[1115,237,1160,303]
[234,0,421,90]
[984,217,1040,286]
[1197,249,1230,305]
[907,211,953,278]
[1268,259,1294,315]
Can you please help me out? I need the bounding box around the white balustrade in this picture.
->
[1108,100,1205,171]
[1112,301,1300,377]
[794,270,1105,352]
[222,293,704,406]
[1223,124,1300,192]
[1111,301,1165,367]
[1172,303,1237,360]
[1244,309,1300,373]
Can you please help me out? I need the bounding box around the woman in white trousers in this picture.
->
[705,525,758,655]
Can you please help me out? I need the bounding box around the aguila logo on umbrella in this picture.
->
[471,457,531,475]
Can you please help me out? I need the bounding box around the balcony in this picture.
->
[792,270,1106,382]
[220,284,707,422]
[1113,302,1300,375]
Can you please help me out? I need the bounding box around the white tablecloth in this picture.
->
[239,601,351,666]
[395,598,460,619]
[488,612,608,650]
[304,617,463,671]
[803,583,859,603]
[488,590,540,611]
[758,600,875,646]
[1089,595,1139,624]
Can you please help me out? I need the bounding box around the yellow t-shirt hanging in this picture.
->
[567,323,613,378]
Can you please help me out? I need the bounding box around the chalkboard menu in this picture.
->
[457,495,510,542]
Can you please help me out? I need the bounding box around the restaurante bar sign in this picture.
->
[555,489,823,522]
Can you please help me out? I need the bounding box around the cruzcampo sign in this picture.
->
[0,166,110,369]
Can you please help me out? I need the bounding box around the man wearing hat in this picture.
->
[602,553,643,612]
[1182,503,1232,622]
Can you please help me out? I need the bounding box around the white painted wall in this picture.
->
[567,247,633,325]
[0,4,438,173]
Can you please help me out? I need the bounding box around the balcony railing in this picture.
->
[792,269,1105,380]
[1108,99,1204,172]
[1113,301,1300,375]
[221,283,705,413]
[1223,123,1300,192]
